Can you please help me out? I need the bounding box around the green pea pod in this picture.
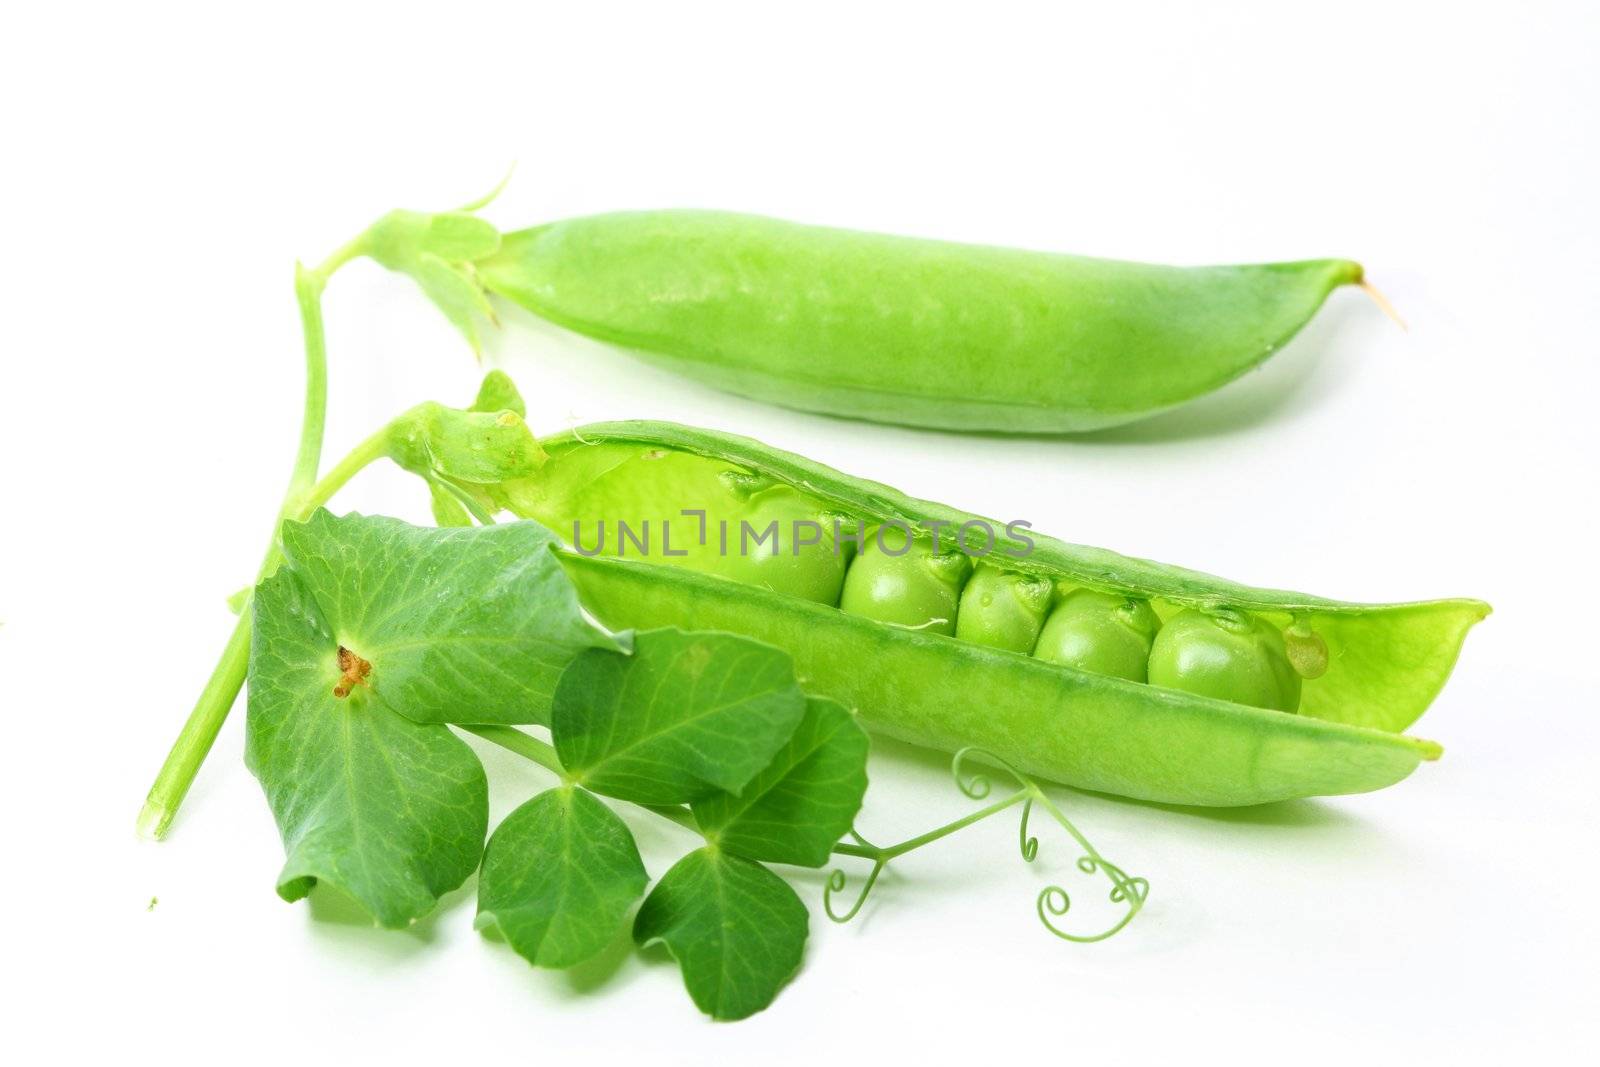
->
[475,211,1370,434]
[513,421,1488,807]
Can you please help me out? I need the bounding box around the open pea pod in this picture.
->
[474,211,1372,434]
[509,422,1487,807]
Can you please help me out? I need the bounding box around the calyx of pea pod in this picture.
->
[353,173,512,353]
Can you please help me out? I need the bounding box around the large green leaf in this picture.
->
[692,697,868,867]
[632,847,808,1020]
[275,509,624,725]
[553,629,806,805]
[245,562,487,928]
[477,786,647,968]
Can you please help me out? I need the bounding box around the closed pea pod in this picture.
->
[508,421,1488,807]
[472,211,1381,434]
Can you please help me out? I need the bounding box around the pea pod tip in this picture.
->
[1356,277,1408,331]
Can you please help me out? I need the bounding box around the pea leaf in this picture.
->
[274,509,625,725]
[554,629,807,805]
[633,847,808,1021]
[245,561,488,927]
[691,697,869,867]
[477,786,648,968]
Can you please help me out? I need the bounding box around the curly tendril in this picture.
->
[950,747,994,799]
[824,859,886,923]
[1036,858,1150,943]
[950,745,1032,800]
[951,747,1147,942]
[823,746,1147,943]
[1018,795,1040,862]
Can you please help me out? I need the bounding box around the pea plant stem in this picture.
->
[836,790,1028,861]
[137,240,374,840]
[461,724,564,777]
[279,232,367,508]
[286,264,331,505]
[135,613,258,839]
[136,428,390,839]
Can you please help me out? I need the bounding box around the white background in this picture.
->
[2,1,1596,1062]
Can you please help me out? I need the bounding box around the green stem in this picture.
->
[461,724,565,777]
[286,264,330,504]
[136,428,390,840]
[823,782,1036,924]
[834,791,1028,861]
[137,239,377,840]
[135,614,254,839]
[295,427,392,516]
[642,802,704,836]
[280,234,366,505]
[248,425,393,591]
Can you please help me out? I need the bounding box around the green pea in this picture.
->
[477,211,1366,434]
[714,485,848,604]
[1147,608,1302,712]
[955,565,1053,653]
[839,526,971,635]
[1033,589,1161,682]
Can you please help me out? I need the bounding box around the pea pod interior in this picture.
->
[512,421,1488,806]
[475,210,1364,434]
